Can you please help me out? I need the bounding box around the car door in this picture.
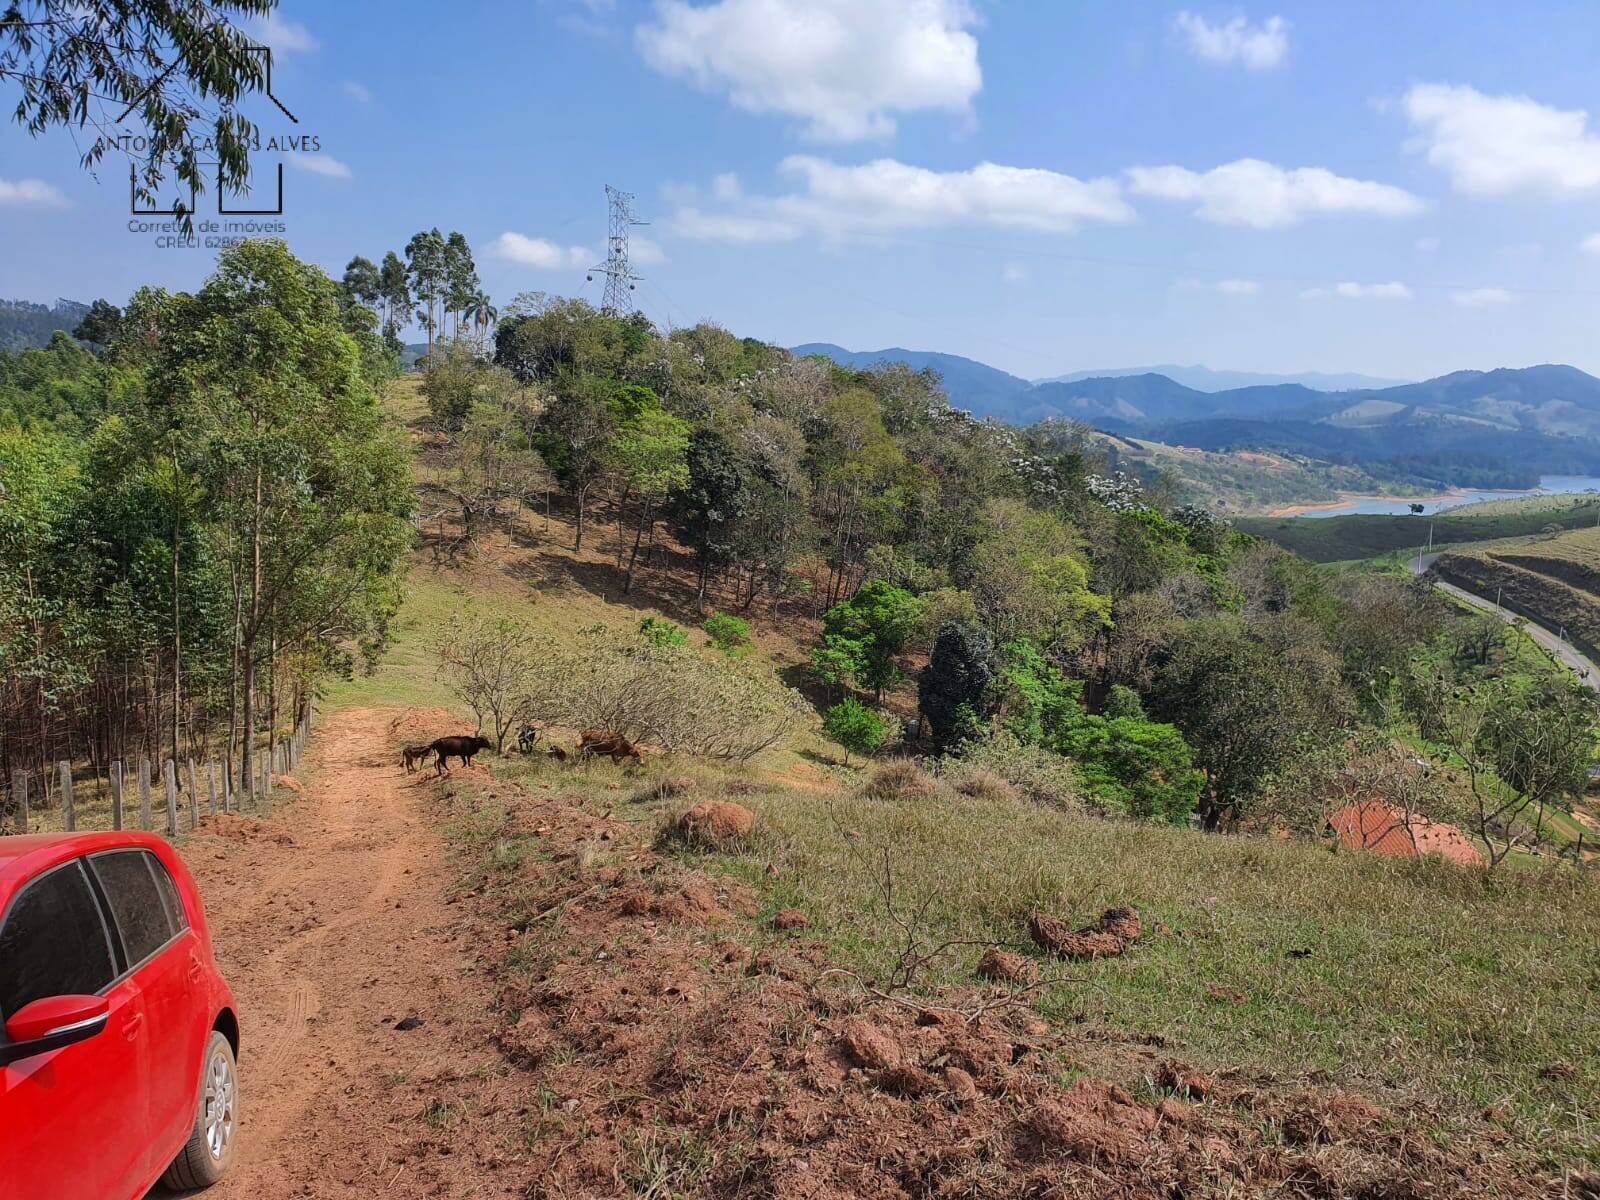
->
[89,849,204,1165]
[0,859,148,1200]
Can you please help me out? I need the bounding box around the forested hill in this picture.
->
[0,297,89,351]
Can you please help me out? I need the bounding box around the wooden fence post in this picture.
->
[58,761,74,832]
[138,760,152,830]
[9,770,26,835]
[185,759,199,830]
[163,760,178,837]
[110,762,124,831]
[207,762,218,818]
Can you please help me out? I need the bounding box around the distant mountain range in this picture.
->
[792,343,1409,414]
[1034,364,1410,392]
[793,343,1600,489]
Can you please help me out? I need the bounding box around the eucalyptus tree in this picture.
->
[146,240,412,790]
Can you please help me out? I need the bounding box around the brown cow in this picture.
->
[401,744,432,774]
[578,730,644,763]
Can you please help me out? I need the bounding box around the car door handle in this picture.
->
[187,953,203,984]
[119,1012,143,1041]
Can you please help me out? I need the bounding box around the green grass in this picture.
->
[692,783,1599,1167]
[1236,494,1600,563]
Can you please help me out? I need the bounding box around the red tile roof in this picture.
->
[1328,801,1485,867]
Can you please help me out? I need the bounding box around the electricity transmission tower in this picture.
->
[589,185,646,314]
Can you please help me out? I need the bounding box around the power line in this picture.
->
[587,185,646,315]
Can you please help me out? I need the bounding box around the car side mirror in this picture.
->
[0,995,110,1066]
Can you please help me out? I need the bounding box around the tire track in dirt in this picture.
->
[159,706,522,1199]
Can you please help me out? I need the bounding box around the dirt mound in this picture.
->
[975,947,1040,984]
[196,813,296,845]
[272,774,303,793]
[1026,1077,1158,1165]
[771,907,809,931]
[664,800,757,847]
[1030,905,1143,960]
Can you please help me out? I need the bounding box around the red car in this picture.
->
[0,832,240,1198]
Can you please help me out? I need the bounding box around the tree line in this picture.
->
[0,242,412,803]
[419,295,1595,860]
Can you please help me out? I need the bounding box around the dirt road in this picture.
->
[161,707,520,1199]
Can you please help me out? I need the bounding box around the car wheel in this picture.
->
[161,1030,239,1190]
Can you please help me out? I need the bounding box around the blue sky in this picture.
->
[7,1,1600,381]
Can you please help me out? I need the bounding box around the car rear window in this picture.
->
[0,861,117,1020]
[90,850,180,967]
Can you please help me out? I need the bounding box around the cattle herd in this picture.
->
[402,725,644,776]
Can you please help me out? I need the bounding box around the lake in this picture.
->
[1293,475,1600,518]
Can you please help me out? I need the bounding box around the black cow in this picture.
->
[430,734,493,775]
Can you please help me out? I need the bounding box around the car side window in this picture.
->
[90,850,179,969]
[0,861,117,1022]
[146,854,188,934]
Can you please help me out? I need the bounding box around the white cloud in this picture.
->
[246,12,317,54]
[669,208,804,242]
[285,154,351,179]
[341,81,373,104]
[1452,287,1515,308]
[1215,278,1260,295]
[1302,281,1412,301]
[1127,158,1423,228]
[635,0,981,141]
[1173,12,1288,69]
[1404,83,1600,198]
[1582,232,1600,255]
[670,155,1133,243]
[0,178,67,207]
[492,233,593,269]
[630,235,669,265]
[1001,262,1029,284]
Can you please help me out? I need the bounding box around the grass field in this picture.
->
[492,755,1600,1169]
[1236,493,1600,563]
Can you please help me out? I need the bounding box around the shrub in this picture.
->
[1103,684,1146,721]
[957,734,1083,812]
[1056,713,1204,825]
[702,612,753,657]
[521,627,810,760]
[944,765,1020,805]
[639,615,687,648]
[993,639,1081,747]
[822,697,889,764]
[863,758,939,801]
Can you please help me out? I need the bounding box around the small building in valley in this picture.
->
[1328,800,1485,867]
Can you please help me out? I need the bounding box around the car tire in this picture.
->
[161,1030,239,1191]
